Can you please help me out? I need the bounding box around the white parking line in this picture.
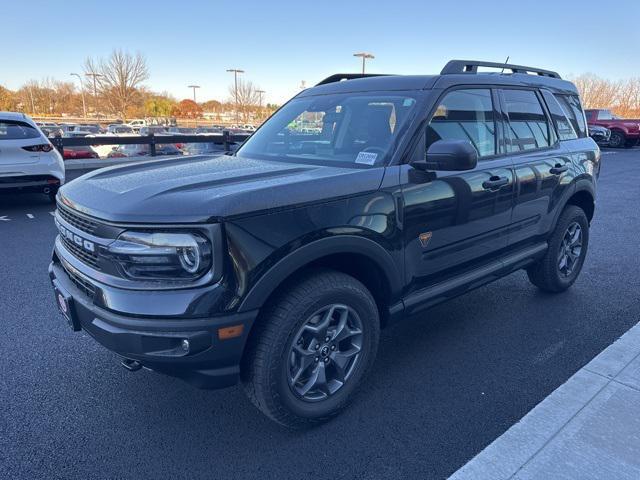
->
[0,215,10,222]
[27,214,34,219]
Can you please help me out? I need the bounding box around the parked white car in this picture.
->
[88,131,140,159]
[0,112,64,202]
[126,119,147,132]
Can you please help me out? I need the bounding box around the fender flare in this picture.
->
[551,179,595,229]
[237,235,403,312]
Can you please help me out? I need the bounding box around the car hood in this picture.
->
[59,155,385,223]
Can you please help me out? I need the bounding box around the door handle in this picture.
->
[482,176,509,190]
[550,164,569,175]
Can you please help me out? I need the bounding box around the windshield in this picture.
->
[237,92,418,167]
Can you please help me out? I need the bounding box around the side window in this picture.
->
[597,110,613,120]
[555,94,588,138]
[426,88,496,158]
[541,91,577,141]
[502,89,552,152]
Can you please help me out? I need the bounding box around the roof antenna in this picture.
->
[500,56,510,74]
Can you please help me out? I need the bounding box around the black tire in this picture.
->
[47,187,59,204]
[608,130,625,148]
[527,205,589,293]
[241,269,380,428]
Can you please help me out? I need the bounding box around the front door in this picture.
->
[401,88,515,298]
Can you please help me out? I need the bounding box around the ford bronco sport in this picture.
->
[49,60,599,428]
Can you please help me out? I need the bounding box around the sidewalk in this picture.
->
[450,322,640,480]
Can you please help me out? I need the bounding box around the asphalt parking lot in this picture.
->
[2,149,639,480]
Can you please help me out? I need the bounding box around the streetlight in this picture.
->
[85,72,104,115]
[226,68,244,124]
[353,52,375,74]
[70,73,87,120]
[187,85,200,103]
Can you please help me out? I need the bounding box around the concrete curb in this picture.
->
[450,319,640,479]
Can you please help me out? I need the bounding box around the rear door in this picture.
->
[400,87,515,296]
[500,88,575,247]
[0,120,43,165]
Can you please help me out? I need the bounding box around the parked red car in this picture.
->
[63,146,99,160]
[584,109,640,148]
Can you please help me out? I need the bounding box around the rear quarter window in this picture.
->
[555,94,588,138]
[0,121,41,140]
[541,91,578,141]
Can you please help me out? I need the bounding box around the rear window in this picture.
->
[597,110,614,120]
[0,121,40,140]
[541,91,577,141]
[555,95,588,138]
[503,89,552,152]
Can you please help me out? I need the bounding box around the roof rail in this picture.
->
[315,73,391,86]
[441,60,561,79]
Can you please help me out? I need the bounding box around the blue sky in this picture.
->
[2,0,639,104]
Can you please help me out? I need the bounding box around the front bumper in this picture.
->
[48,257,258,390]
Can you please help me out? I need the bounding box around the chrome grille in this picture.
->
[60,234,100,270]
[57,204,99,235]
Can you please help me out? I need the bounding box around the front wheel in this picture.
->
[241,270,380,428]
[527,205,589,292]
[608,130,625,148]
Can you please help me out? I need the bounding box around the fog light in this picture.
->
[181,339,190,353]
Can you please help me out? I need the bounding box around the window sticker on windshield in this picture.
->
[355,151,378,165]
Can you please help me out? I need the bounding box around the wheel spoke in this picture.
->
[558,255,568,271]
[298,366,320,396]
[569,225,581,245]
[304,306,334,338]
[332,346,361,370]
[332,309,362,343]
[314,363,329,395]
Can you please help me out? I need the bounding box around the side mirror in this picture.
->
[411,139,478,172]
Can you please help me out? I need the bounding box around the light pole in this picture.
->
[85,72,103,115]
[353,52,375,74]
[187,85,200,103]
[70,73,87,120]
[256,89,265,120]
[226,68,244,124]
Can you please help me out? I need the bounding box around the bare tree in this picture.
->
[84,50,149,119]
[228,79,261,122]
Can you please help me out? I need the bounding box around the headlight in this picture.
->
[106,231,212,280]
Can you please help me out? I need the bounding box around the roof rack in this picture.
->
[315,73,391,86]
[441,60,561,79]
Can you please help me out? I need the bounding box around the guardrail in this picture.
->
[49,131,251,157]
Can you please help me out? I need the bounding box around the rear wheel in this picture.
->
[527,205,589,292]
[608,130,625,148]
[241,269,380,428]
[47,187,59,204]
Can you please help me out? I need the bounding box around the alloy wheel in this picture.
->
[287,304,363,402]
[558,221,583,277]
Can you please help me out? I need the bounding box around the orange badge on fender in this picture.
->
[419,232,433,248]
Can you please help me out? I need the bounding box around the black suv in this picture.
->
[49,60,599,427]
